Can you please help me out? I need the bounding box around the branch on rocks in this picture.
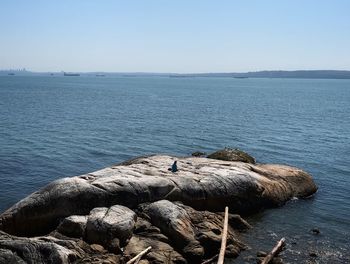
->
[261,238,286,264]
[217,206,229,264]
[126,246,152,264]
[201,254,218,264]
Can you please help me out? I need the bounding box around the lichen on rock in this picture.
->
[207,147,256,164]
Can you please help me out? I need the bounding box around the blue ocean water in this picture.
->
[0,76,349,262]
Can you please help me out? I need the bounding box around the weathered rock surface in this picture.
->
[143,200,205,261]
[124,234,186,264]
[0,231,86,263]
[56,205,136,252]
[0,200,250,264]
[0,150,317,263]
[85,205,136,249]
[0,226,124,264]
[57,215,87,238]
[0,154,316,236]
[142,200,247,261]
[207,147,256,164]
[123,216,187,263]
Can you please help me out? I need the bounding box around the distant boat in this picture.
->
[8,73,15,76]
[63,72,80,76]
[233,76,248,79]
[169,75,195,78]
[96,74,105,77]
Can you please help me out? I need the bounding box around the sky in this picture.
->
[0,0,349,73]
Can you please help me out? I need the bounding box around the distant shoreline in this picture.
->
[1,70,350,79]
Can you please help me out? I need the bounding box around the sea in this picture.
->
[0,76,349,263]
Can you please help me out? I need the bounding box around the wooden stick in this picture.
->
[217,206,229,264]
[126,246,152,264]
[201,254,218,264]
[261,238,286,264]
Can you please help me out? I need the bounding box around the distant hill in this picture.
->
[1,70,350,79]
[170,70,350,79]
[244,70,350,79]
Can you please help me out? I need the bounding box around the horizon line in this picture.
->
[1,69,350,74]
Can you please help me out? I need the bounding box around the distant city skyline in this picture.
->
[1,0,349,73]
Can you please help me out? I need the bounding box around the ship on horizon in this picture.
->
[63,72,80,76]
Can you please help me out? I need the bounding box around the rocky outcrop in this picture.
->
[56,205,136,252]
[0,201,249,264]
[0,230,123,264]
[0,231,86,263]
[207,147,256,163]
[142,200,247,261]
[0,150,317,263]
[0,155,316,237]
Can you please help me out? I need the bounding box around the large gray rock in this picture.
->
[85,205,136,248]
[142,200,247,262]
[0,155,317,236]
[124,234,186,264]
[0,248,26,264]
[57,215,87,238]
[0,230,123,264]
[0,231,83,264]
[143,200,204,262]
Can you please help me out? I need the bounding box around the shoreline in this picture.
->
[0,148,317,263]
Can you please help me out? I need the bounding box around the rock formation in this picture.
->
[0,149,317,263]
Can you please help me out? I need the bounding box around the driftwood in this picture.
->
[217,206,229,264]
[126,246,152,264]
[261,238,286,264]
[201,254,218,264]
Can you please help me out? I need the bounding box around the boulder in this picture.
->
[57,215,87,238]
[0,231,84,263]
[143,200,204,262]
[124,216,186,263]
[85,205,137,249]
[124,235,186,264]
[207,147,256,164]
[0,228,124,264]
[142,200,247,262]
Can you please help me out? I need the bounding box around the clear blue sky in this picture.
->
[1,0,349,72]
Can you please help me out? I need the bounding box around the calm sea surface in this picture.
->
[0,76,349,263]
